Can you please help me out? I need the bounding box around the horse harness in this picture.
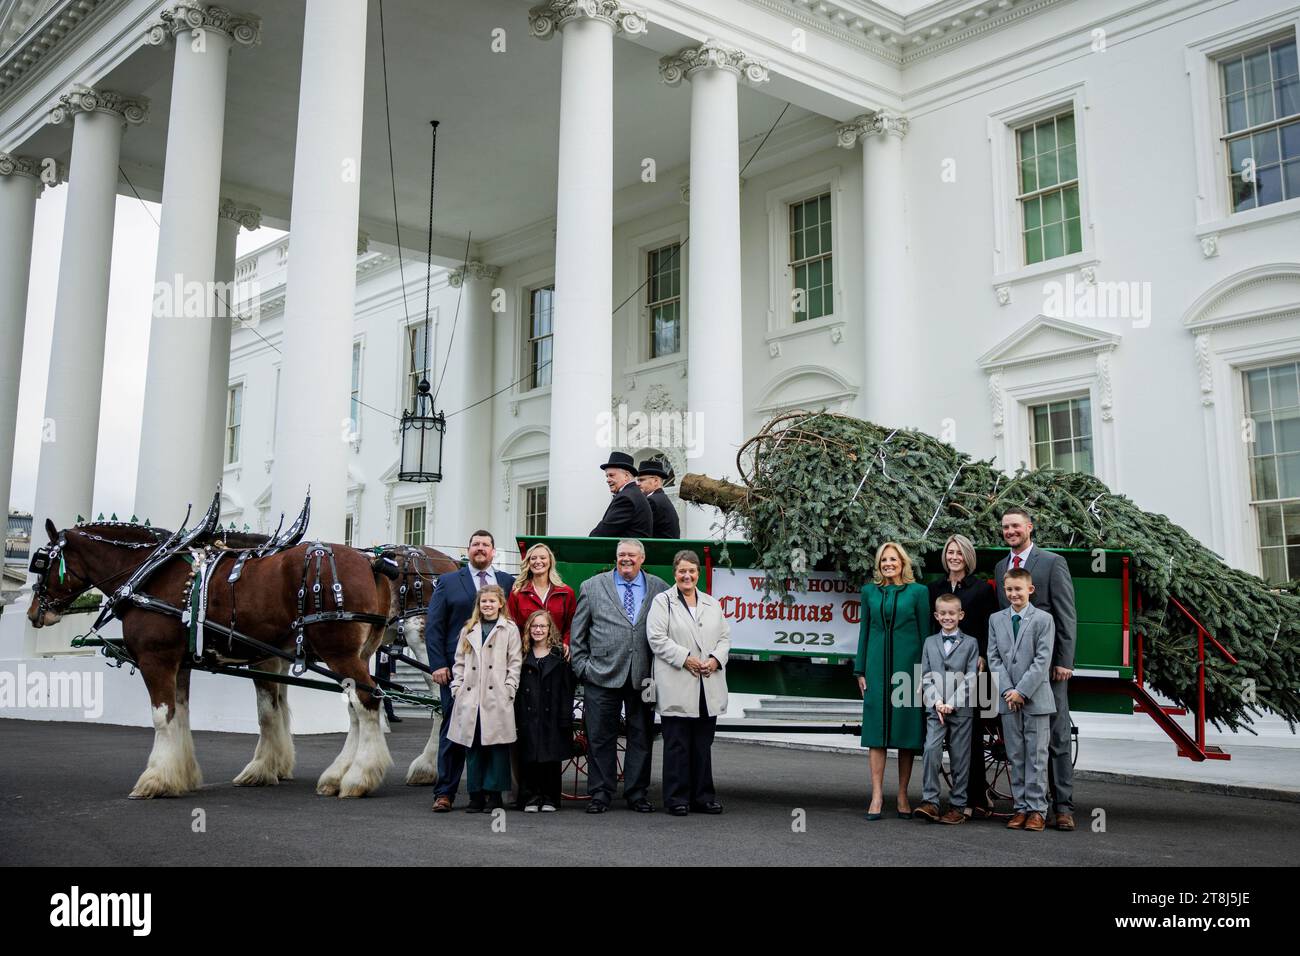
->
[376,545,441,645]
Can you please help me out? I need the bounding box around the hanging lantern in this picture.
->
[397,119,447,484]
[399,378,445,483]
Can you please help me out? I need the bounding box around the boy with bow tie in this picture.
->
[914,593,980,824]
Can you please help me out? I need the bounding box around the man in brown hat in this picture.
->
[636,458,680,539]
[590,451,654,538]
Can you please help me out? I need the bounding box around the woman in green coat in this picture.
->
[854,540,930,820]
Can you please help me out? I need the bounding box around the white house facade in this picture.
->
[2,0,1299,598]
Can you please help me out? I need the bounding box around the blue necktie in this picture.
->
[1012,613,1021,638]
[623,582,635,623]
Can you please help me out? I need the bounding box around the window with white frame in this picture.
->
[647,243,682,358]
[1220,36,1300,212]
[344,514,354,548]
[523,483,548,536]
[789,192,833,322]
[1244,360,1300,584]
[406,324,431,409]
[1015,111,1082,265]
[350,340,362,439]
[225,384,243,465]
[526,286,554,390]
[401,505,426,547]
[1029,396,1093,474]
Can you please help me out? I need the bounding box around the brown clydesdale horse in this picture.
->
[28,518,395,799]
[371,544,460,784]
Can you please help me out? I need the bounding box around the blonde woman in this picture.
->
[853,541,930,820]
[508,543,577,654]
[448,585,523,813]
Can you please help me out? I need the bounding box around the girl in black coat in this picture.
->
[515,610,576,811]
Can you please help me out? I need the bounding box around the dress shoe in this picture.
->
[938,808,967,825]
[465,801,486,814]
[628,798,656,813]
[431,795,453,813]
[968,805,995,820]
[486,793,504,811]
[668,805,689,817]
[585,801,609,814]
[386,712,402,723]
[1024,811,1046,831]
[1006,812,1027,830]
[1055,812,1076,831]
[912,802,940,822]
[690,802,723,815]
[865,812,883,821]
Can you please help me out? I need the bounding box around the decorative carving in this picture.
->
[502,461,514,513]
[48,85,149,126]
[1096,352,1114,422]
[529,1,647,40]
[356,231,369,255]
[829,326,843,345]
[218,198,261,231]
[995,285,1011,306]
[1079,265,1097,286]
[145,3,262,46]
[836,110,909,148]
[509,400,520,417]
[988,372,1004,439]
[679,179,690,205]
[1195,333,1214,407]
[643,383,677,413]
[768,340,782,358]
[383,486,393,531]
[448,260,500,287]
[0,153,45,183]
[659,40,769,85]
[1200,234,1219,258]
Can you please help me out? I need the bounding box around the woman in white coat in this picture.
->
[448,585,523,813]
[646,550,731,816]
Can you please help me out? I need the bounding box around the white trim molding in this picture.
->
[764,166,844,335]
[755,364,858,415]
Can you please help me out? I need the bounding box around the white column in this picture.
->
[200,198,260,492]
[135,5,260,523]
[436,261,498,547]
[271,0,368,543]
[0,155,46,521]
[31,87,148,532]
[661,42,767,535]
[530,1,646,536]
[839,111,910,428]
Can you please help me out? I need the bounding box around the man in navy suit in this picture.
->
[426,529,515,812]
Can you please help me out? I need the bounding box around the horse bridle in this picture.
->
[29,529,160,620]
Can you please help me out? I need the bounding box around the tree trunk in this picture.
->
[678,473,747,511]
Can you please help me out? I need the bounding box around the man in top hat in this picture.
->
[636,458,680,540]
[590,451,654,538]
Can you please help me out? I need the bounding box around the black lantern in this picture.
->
[399,378,445,483]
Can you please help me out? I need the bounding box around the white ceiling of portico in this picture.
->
[20,0,808,262]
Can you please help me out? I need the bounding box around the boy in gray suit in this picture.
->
[988,566,1056,832]
[915,593,980,825]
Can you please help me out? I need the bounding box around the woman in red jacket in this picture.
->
[508,543,577,657]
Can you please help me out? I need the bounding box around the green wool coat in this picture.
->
[854,582,930,751]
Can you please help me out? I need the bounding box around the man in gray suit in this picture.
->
[570,538,670,813]
[993,506,1078,831]
[988,568,1056,832]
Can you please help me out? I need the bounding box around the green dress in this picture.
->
[854,582,929,751]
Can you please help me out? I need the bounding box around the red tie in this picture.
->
[1012,554,1021,569]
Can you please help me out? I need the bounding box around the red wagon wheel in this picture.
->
[561,693,625,801]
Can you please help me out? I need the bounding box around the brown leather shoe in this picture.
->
[1006,812,1027,829]
[939,808,966,825]
[432,795,453,813]
[1055,812,1076,831]
[1024,811,1046,831]
[912,802,940,822]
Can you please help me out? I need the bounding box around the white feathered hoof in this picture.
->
[316,771,343,797]
[128,766,195,799]
[233,761,282,787]
[404,751,439,786]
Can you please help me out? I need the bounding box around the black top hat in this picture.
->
[636,458,671,480]
[599,451,637,474]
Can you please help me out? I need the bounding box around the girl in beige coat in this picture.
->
[449,585,523,812]
[646,550,731,816]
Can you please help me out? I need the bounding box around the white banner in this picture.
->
[710,568,860,657]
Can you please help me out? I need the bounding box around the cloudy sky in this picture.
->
[10,185,284,518]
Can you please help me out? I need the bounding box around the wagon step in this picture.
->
[1071,675,1230,761]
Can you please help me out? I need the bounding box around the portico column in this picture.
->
[200,198,261,492]
[660,41,768,536]
[438,261,499,547]
[0,155,46,522]
[31,87,148,533]
[135,4,260,523]
[838,111,910,428]
[271,0,368,543]
[530,0,646,536]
